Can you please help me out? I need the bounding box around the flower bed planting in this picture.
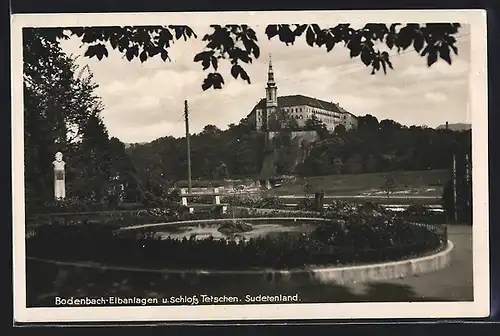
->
[27,204,446,270]
[225,195,445,224]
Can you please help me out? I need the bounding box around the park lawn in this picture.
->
[269,169,449,196]
[276,195,443,205]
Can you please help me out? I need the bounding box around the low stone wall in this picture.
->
[27,241,453,286]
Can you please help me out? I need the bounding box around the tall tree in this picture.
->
[305,116,330,140]
[23,29,105,205]
[71,113,112,201]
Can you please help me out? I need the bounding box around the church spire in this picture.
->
[267,53,276,86]
[265,53,278,109]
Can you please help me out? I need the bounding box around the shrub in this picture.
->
[222,195,284,209]
[397,204,446,225]
[296,197,315,211]
[404,204,431,216]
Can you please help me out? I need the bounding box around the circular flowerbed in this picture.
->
[27,209,447,270]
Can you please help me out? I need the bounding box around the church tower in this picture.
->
[264,54,278,130]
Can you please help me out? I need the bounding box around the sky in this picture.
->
[59,24,471,144]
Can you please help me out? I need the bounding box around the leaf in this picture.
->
[194,51,214,70]
[84,43,108,60]
[381,59,387,74]
[202,77,212,91]
[109,37,118,49]
[69,27,85,37]
[202,59,211,70]
[306,26,315,47]
[125,49,134,61]
[212,73,224,89]
[413,34,424,52]
[160,49,169,61]
[185,26,198,39]
[439,45,452,65]
[389,23,401,34]
[386,35,394,49]
[451,44,458,55]
[360,49,372,66]
[427,51,438,67]
[147,46,160,57]
[386,59,393,69]
[294,24,307,36]
[231,64,241,79]
[312,24,322,35]
[278,25,296,45]
[193,51,209,62]
[253,45,260,58]
[349,44,361,58]
[247,29,258,41]
[131,45,139,57]
[174,26,183,40]
[211,56,218,71]
[325,35,335,51]
[265,25,279,39]
[139,50,148,63]
[420,45,429,56]
[240,68,251,84]
[381,51,390,61]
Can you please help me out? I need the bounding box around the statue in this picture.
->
[52,152,66,200]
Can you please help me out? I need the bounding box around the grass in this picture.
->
[174,170,449,196]
[270,169,449,196]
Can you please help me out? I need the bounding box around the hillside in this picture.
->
[269,169,450,196]
[436,123,471,131]
[124,142,147,148]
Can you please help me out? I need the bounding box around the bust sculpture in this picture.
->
[52,152,66,200]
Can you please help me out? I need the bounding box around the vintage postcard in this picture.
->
[12,10,489,323]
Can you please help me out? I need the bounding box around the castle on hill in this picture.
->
[248,55,358,132]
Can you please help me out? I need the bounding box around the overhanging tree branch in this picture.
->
[30,23,461,91]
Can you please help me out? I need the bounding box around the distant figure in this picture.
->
[52,152,66,200]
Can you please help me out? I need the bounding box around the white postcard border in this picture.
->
[11,10,489,323]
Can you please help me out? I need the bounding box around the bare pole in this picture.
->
[184,100,192,193]
[465,152,471,208]
[452,153,458,223]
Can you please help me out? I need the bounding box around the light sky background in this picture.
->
[59,24,471,143]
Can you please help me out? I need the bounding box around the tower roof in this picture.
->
[267,53,276,86]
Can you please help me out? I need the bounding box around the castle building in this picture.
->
[250,55,358,132]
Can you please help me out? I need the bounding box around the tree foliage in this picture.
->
[23,29,140,209]
[31,22,461,91]
[127,113,471,182]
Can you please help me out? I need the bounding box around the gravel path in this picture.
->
[289,224,473,302]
